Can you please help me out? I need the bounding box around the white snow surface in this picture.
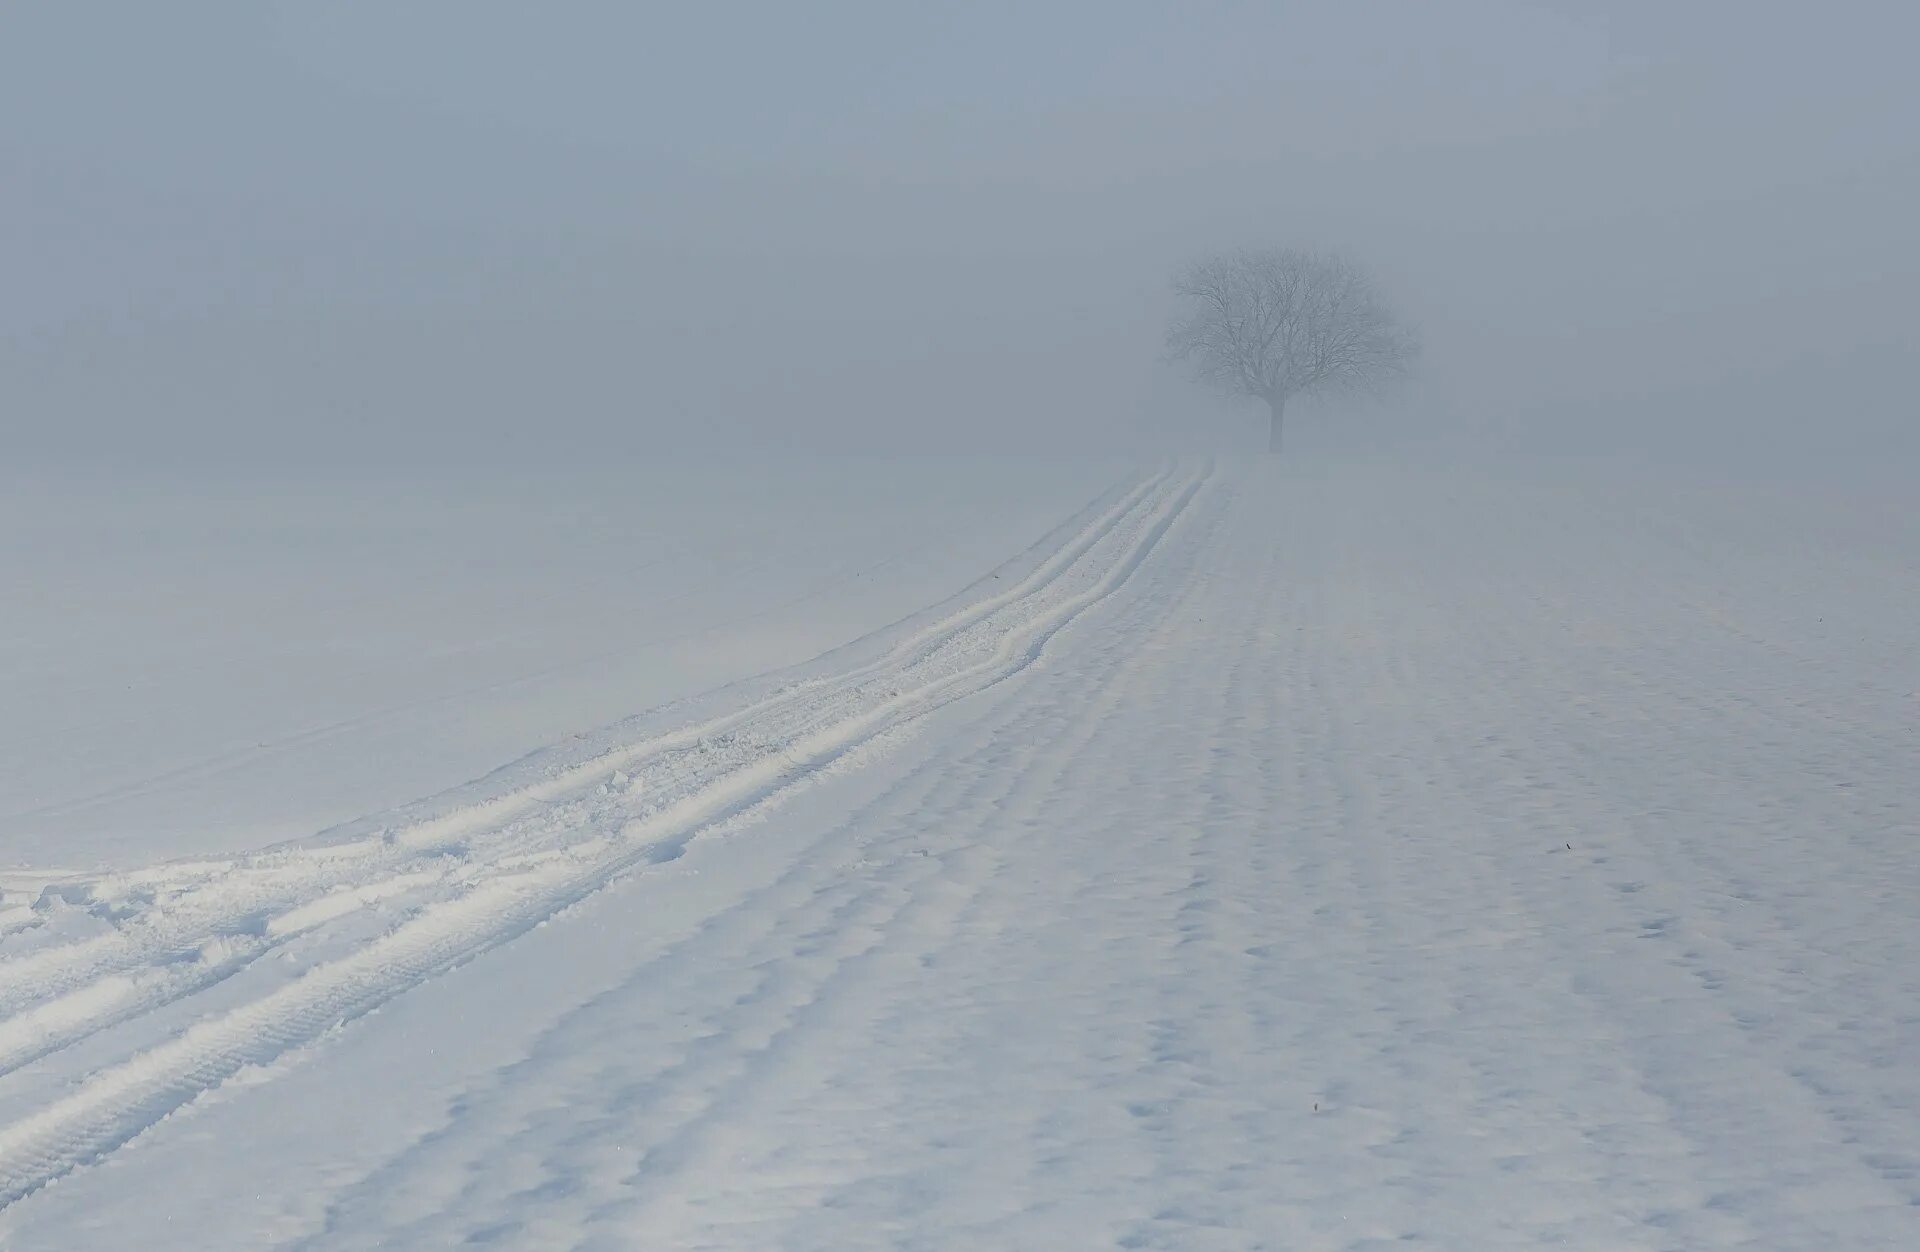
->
[2,458,1918,1249]
[0,456,1120,868]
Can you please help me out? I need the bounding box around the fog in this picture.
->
[5,1,1915,467]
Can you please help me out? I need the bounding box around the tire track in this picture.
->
[0,462,1213,1211]
[0,470,1176,1078]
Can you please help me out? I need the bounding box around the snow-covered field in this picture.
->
[0,457,1119,867]
[2,457,1916,1249]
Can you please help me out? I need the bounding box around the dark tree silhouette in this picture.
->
[1168,249,1416,453]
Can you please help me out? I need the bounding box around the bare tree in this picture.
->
[1167,248,1416,453]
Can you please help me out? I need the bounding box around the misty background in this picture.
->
[4,1,1915,468]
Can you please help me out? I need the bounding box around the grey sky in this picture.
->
[5,1,1915,464]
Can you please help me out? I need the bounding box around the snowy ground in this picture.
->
[2,458,1917,1249]
[0,456,1119,866]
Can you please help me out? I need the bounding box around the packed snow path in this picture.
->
[2,461,1917,1249]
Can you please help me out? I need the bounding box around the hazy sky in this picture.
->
[5,1,1915,464]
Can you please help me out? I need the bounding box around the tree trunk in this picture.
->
[1266,394,1287,454]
